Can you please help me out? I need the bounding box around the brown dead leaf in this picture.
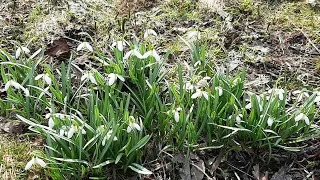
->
[0,121,24,134]
[191,159,205,180]
[45,38,70,57]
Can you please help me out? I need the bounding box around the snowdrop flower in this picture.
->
[232,78,241,86]
[107,73,125,86]
[81,72,97,85]
[184,82,195,91]
[215,86,223,96]
[16,46,30,59]
[194,61,201,67]
[111,41,126,51]
[3,80,29,96]
[295,113,310,125]
[45,113,54,129]
[245,102,263,112]
[59,126,67,136]
[292,90,309,102]
[124,49,144,59]
[168,107,182,123]
[77,42,93,52]
[187,31,201,40]
[102,130,118,146]
[127,116,141,133]
[144,29,157,39]
[191,89,209,100]
[268,88,285,101]
[66,125,86,139]
[229,114,243,124]
[25,157,46,170]
[307,0,317,7]
[267,117,274,127]
[35,73,52,85]
[236,114,243,124]
[197,76,211,88]
[142,49,161,62]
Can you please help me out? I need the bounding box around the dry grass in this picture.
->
[0,134,34,180]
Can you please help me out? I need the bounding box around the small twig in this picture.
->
[300,30,320,54]
[227,162,255,179]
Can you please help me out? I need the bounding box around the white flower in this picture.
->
[232,78,241,86]
[295,113,310,125]
[35,73,52,85]
[267,117,274,127]
[245,103,263,112]
[236,114,243,124]
[48,117,54,129]
[81,72,97,85]
[77,42,93,52]
[187,31,201,40]
[124,49,144,59]
[307,0,317,7]
[215,86,223,96]
[191,89,209,100]
[25,157,46,170]
[111,41,126,51]
[144,29,157,39]
[194,61,201,67]
[107,73,125,86]
[16,46,30,59]
[3,80,29,96]
[142,49,161,62]
[292,90,309,102]
[268,88,285,101]
[168,107,182,123]
[127,116,141,133]
[184,82,195,91]
[67,125,77,139]
[197,76,210,88]
[102,130,118,146]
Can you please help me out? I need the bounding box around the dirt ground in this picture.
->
[0,0,320,179]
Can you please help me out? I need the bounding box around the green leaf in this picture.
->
[127,135,151,156]
[128,163,152,175]
[93,160,116,169]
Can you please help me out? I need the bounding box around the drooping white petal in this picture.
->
[144,29,157,39]
[267,117,274,127]
[203,91,209,100]
[35,157,46,168]
[314,96,320,103]
[16,47,21,59]
[245,103,252,109]
[188,31,201,40]
[174,110,180,122]
[81,73,88,82]
[134,123,141,131]
[124,50,133,59]
[133,49,144,59]
[117,41,124,51]
[82,128,86,134]
[85,42,93,52]
[127,126,132,133]
[77,42,85,51]
[152,50,160,62]
[278,92,284,101]
[191,90,201,99]
[44,74,52,85]
[22,47,30,54]
[116,74,125,82]
[89,74,97,85]
[59,129,65,136]
[295,113,304,122]
[35,74,44,81]
[102,136,107,146]
[108,73,117,86]
[142,51,152,59]
[67,126,75,139]
[48,118,54,129]
[25,157,35,170]
[215,87,223,96]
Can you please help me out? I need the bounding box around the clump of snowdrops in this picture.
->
[0,30,319,178]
